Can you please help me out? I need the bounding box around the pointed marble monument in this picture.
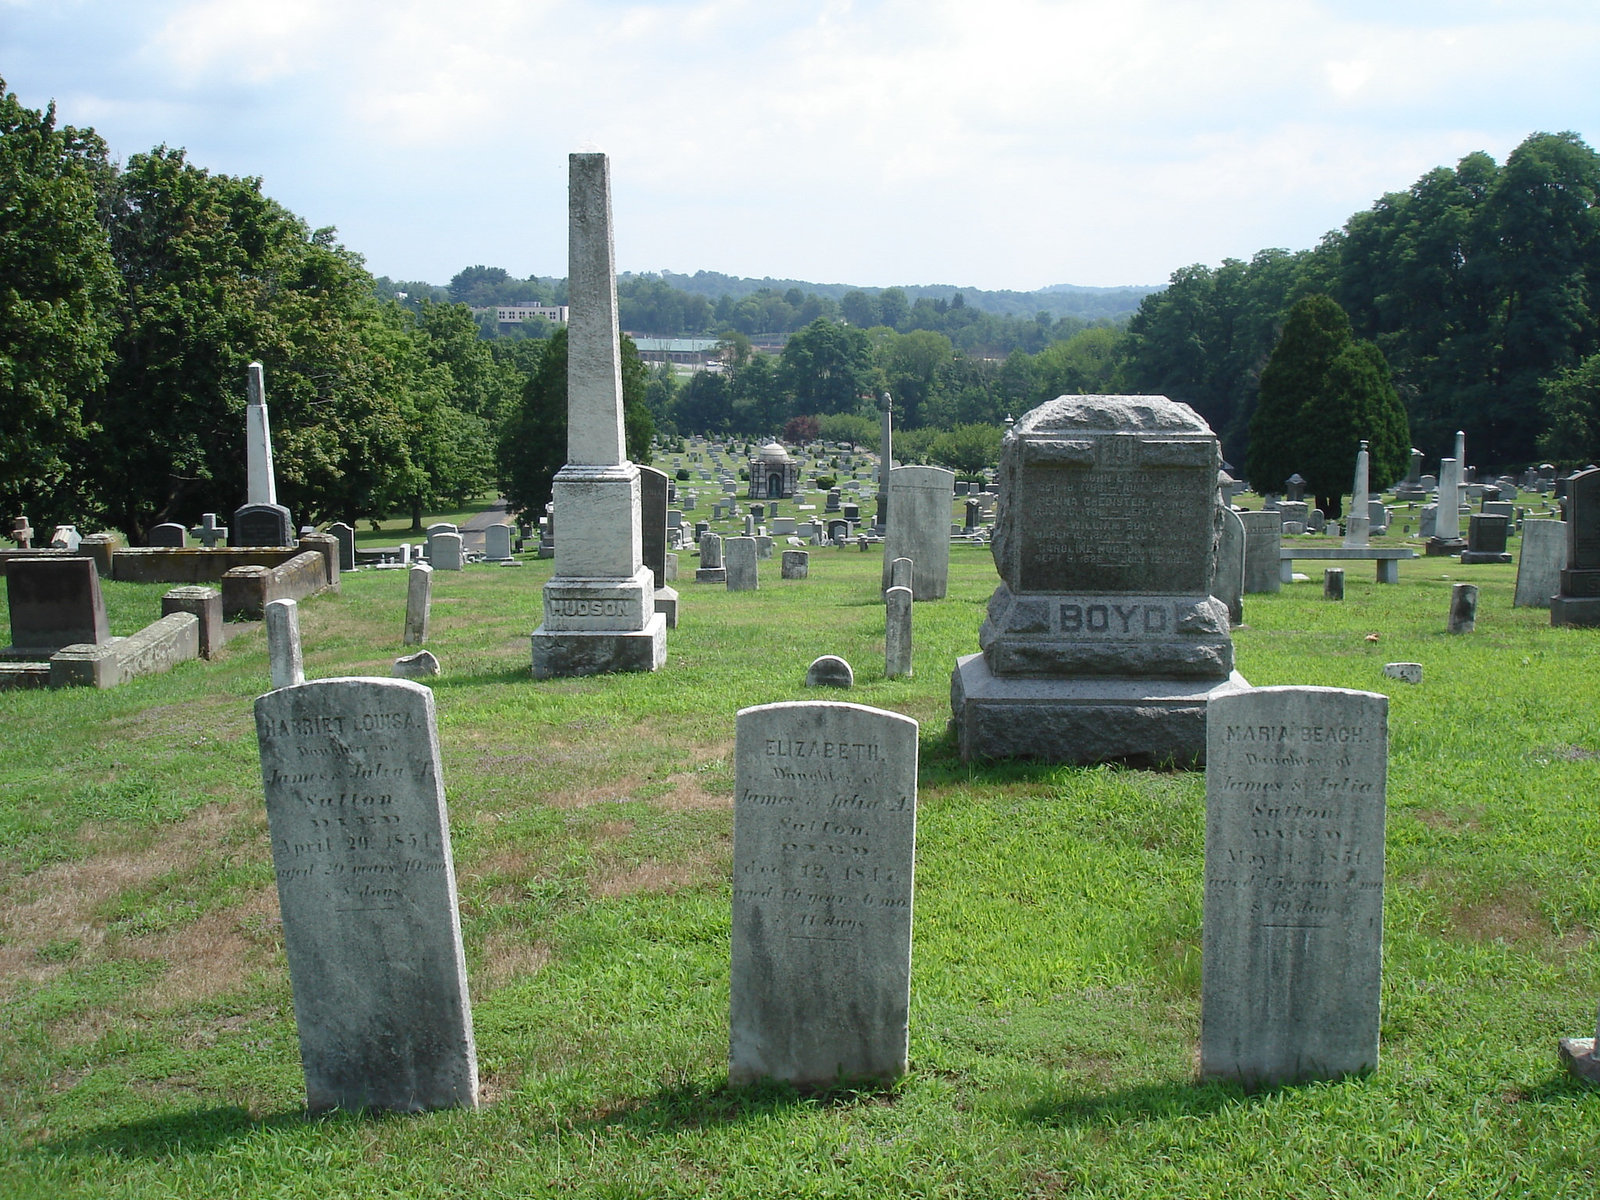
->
[1342,440,1371,548]
[530,153,667,678]
[232,362,295,546]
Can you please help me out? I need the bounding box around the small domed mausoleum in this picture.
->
[747,442,799,499]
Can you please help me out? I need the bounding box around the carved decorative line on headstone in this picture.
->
[1202,686,1387,1087]
[255,677,477,1112]
[730,701,917,1086]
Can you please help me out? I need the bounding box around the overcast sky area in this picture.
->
[5,0,1598,292]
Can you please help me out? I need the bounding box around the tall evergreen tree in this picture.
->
[1246,296,1409,517]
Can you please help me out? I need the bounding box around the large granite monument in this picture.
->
[950,395,1249,765]
[530,153,667,677]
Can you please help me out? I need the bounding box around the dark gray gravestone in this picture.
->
[255,677,477,1112]
[232,502,294,547]
[1202,686,1387,1087]
[781,550,810,579]
[148,522,188,548]
[725,537,758,591]
[1460,514,1511,564]
[730,701,917,1086]
[1552,468,1600,627]
[805,655,854,688]
[328,522,356,572]
[5,558,109,653]
[639,465,669,589]
[1213,506,1245,625]
[1448,583,1478,634]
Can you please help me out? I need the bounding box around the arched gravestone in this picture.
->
[951,395,1248,766]
[730,701,917,1086]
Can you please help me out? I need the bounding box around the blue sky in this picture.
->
[4,0,1598,291]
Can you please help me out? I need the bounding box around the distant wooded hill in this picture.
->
[655,271,1158,322]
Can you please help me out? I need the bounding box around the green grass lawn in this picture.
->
[1,531,1598,1198]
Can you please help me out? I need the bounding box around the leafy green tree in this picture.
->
[816,412,878,446]
[88,147,420,538]
[930,423,1003,480]
[1246,295,1409,516]
[1538,351,1600,465]
[779,318,875,417]
[0,81,121,523]
[874,329,954,429]
[1032,326,1130,401]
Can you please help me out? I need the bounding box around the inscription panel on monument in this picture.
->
[730,701,918,1086]
[1201,686,1387,1086]
[255,676,476,1112]
[1019,437,1213,594]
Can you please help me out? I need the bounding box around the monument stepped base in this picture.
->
[531,615,667,679]
[1551,595,1600,628]
[950,653,1250,767]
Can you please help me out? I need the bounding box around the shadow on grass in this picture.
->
[1016,1078,1270,1129]
[426,665,538,689]
[575,1075,903,1136]
[26,1104,320,1161]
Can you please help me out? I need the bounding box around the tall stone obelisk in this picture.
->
[1343,440,1370,548]
[233,362,294,546]
[530,153,667,678]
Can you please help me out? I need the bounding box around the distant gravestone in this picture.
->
[881,465,954,599]
[781,550,809,579]
[431,532,463,571]
[729,701,917,1086]
[233,503,294,548]
[265,598,305,690]
[696,531,727,583]
[726,536,759,591]
[162,585,223,660]
[149,522,188,548]
[255,676,477,1112]
[885,585,912,679]
[1213,506,1245,625]
[1448,583,1479,634]
[404,562,433,646]
[1383,662,1422,684]
[1514,519,1566,608]
[805,655,854,688]
[1202,686,1387,1087]
[1240,510,1283,594]
[1324,567,1345,601]
[5,558,109,654]
[1419,504,1438,539]
[1551,468,1600,628]
[1460,514,1511,564]
[483,523,513,563]
[393,649,440,679]
[328,522,357,572]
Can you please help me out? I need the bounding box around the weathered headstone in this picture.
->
[431,531,463,571]
[4,558,109,654]
[1383,662,1422,684]
[265,598,305,689]
[1460,514,1512,564]
[149,522,188,548]
[805,655,854,688]
[885,586,912,679]
[1514,518,1567,608]
[951,395,1247,766]
[696,531,727,583]
[781,550,809,580]
[881,465,954,600]
[255,676,477,1112]
[726,536,759,592]
[1419,503,1438,540]
[404,562,433,646]
[483,523,513,563]
[233,504,294,548]
[1213,506,1245,625]
[1324,567,1345,601]
[531,153,667,678]
[328,522,357,572]
[1202,686,1387,1086]
[1240,510,1283,595]
[1448,582,1478,633]
[1551,468,1600,628]
[10,514,33,548]
[162,585,223,660]
[889,556,913,593]
[393,650,440,679]
[729,701,917,1086]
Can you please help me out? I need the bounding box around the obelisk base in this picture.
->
[531,568,666,678]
